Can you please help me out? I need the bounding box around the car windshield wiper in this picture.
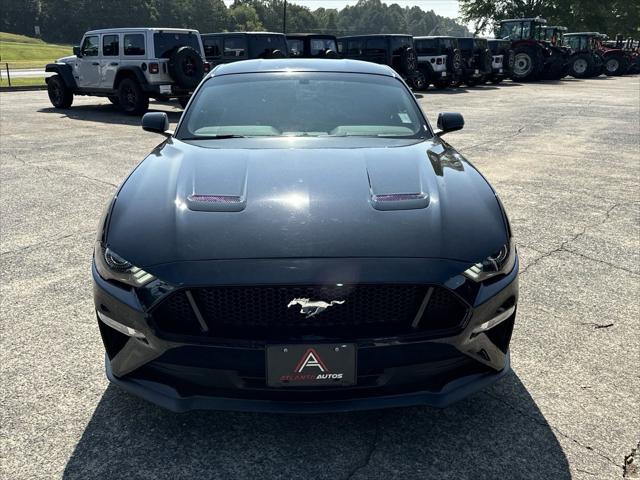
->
[180,134,246,140]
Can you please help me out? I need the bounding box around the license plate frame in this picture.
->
[266,343,356,387]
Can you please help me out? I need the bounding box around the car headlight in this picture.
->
[94,242,155,287]
[463,239,516,282]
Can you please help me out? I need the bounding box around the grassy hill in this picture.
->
[0,32,71,69]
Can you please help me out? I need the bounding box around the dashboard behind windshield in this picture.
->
[177,72,429,140]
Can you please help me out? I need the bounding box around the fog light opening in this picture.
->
[472,305,516,335]
[98,311,145,339]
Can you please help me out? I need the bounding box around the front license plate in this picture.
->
[266,344,356,387]
[159,84,172,94]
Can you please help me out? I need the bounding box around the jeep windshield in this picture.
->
[177,72,427,139]
[154,32,200,58]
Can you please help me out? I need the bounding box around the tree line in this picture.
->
[459,0,639,37]
[3,0,470,44]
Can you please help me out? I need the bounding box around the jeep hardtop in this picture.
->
[337,34,427,90]
[201,32,288,66]
[46,28,208,114]
[286,33,339,58]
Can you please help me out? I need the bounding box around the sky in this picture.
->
[222,1,461,20]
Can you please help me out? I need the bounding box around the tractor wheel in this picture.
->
[569,54,593,78]
[603,54,628,76]
[511,46,541,81]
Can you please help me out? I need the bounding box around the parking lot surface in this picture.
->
[1,76,639,479]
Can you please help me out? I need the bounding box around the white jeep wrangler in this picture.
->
[46,28,208,114]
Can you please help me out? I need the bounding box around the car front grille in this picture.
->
[150,284,470,342]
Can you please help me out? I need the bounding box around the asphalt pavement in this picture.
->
[1,75,639,479]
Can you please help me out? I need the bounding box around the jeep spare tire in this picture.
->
[168,46,204,90]
[400,47,418,74]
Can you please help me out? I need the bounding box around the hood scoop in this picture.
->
[183,155,248,212]
[366,156,429,211]
[187,194,246,212]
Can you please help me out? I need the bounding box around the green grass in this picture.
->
[0,32,71,69]
[0,76,46,87]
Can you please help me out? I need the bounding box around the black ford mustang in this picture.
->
[93,59,518,412]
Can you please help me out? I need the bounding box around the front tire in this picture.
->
[47,75,73,109]
[117,78,149,115]
[410,73,427,91]
[569,54,593,78]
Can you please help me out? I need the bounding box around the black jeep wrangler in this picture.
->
[201,32,288,66]
[286,33,339,58]
[413,36,462,89]
[337,34,427,90]
[456,37,492,86]
[487,39,514,83]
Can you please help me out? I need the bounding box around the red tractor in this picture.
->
[598,34,635,75]
[497,17,568,81]
[563,33,606,78]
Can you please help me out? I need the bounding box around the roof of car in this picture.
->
[545,26,568,31]
[85,27,198,35]
[210,58,397,77]
[564,32,601,36]
[201,31,285,37]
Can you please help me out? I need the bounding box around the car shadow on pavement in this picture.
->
[38,104,183,127]
[62,371,570,480]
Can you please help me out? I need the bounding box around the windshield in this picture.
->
[154,32,200,58]
[177,72,427,139]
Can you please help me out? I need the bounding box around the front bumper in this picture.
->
[93,256,519,412]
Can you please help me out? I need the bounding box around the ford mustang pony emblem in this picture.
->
[287,298,345,318]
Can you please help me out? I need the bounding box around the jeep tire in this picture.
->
[47,75,73,109]
[118,78,149,115]
[178,96,190,109]
[512,46,541,81]
[604,54,627,76]
[410,72,427,91]
[433,78,450,89]
[569,53,593,78]
[107,95,120,105]
[168,46,205,90]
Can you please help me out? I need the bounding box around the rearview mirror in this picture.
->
[436,112,464,136]
[73,46,82,57]
[142,112,170,136]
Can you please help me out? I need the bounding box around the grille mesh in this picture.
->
[151,284,469,341]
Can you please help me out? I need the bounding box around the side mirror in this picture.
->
[142,112,170,136]
[436,112,464,136]
[73,46,82,57]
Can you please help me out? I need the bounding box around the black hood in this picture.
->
[106,137,507,268]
